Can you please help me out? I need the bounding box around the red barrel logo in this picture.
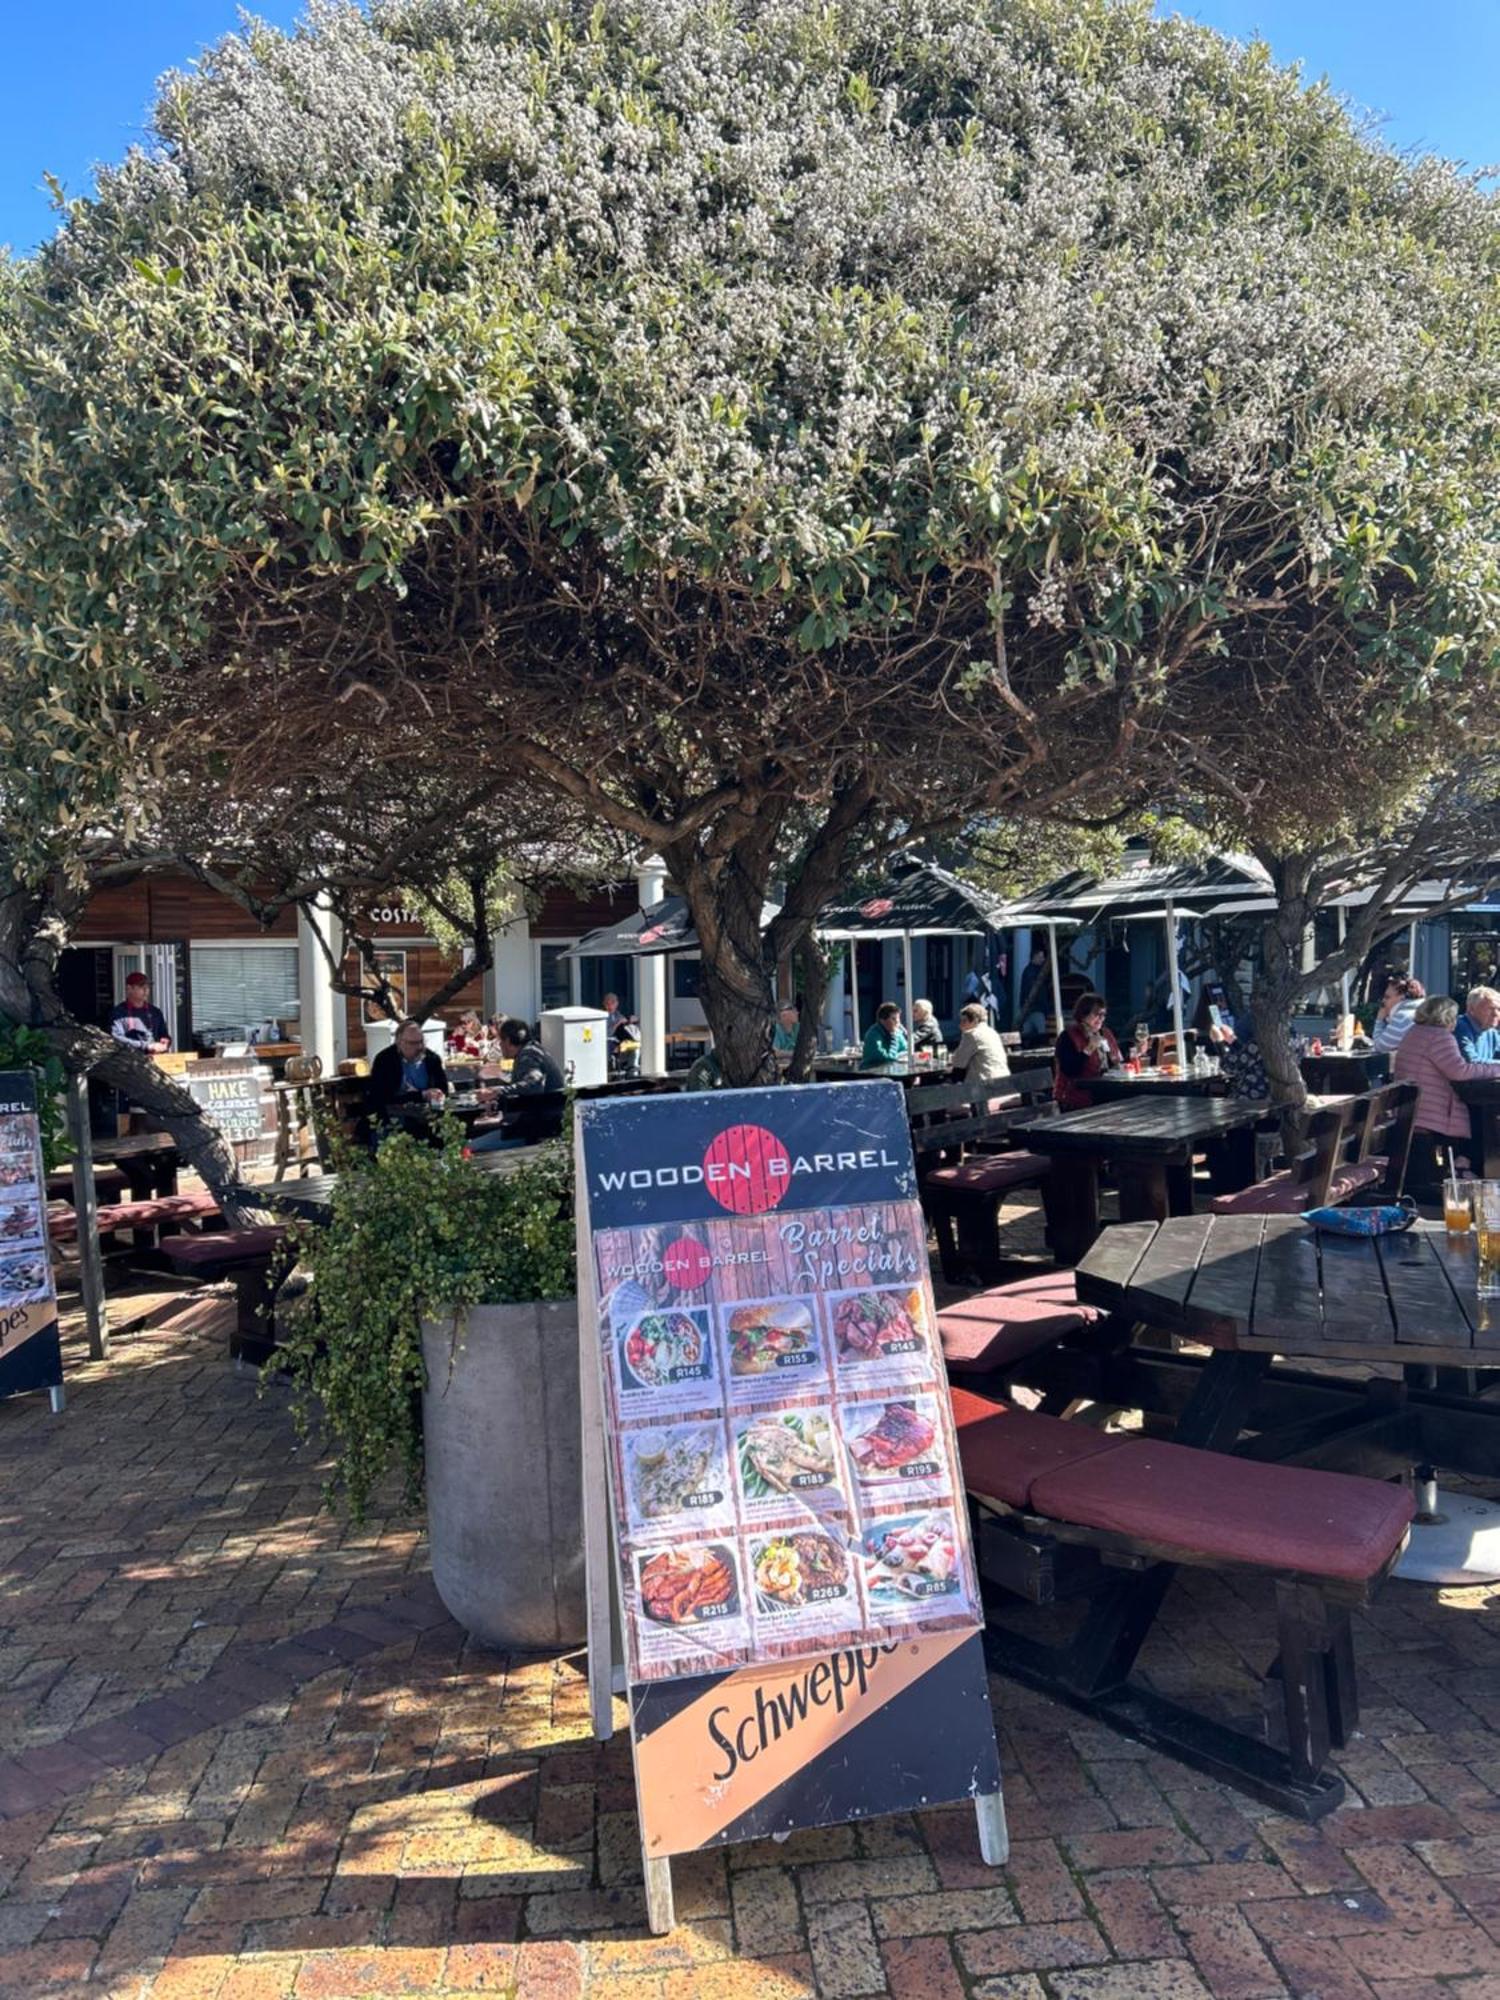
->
[662,1235,713,1291]
[701,1124,792,1215]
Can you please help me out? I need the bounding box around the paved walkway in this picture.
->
[3,1270,1500,1998]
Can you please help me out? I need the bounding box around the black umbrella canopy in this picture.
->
[818,854,1010,936]
[562,897,696,959]
[1008,845,1273,922]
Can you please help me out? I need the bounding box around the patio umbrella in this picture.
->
[562,897,697,959]
[817,854,1014,1043]
[1004,847,1276,1068]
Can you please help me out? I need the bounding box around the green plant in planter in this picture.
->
[0,1017,71,1171]
[279,1118,575,1521]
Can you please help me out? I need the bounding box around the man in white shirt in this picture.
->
[951,1002,1010,1082]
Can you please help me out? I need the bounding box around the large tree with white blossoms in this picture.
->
[4,0,1499,1080]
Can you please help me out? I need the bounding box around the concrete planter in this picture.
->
[421,1300,584,1651]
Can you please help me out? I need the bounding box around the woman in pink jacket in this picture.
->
[1392,995,1500,1197]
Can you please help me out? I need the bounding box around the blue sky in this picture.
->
[2,1,1496,253]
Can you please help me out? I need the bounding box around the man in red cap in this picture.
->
[109,973,172,1054]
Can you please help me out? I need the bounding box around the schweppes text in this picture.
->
[707,1643,901,1782]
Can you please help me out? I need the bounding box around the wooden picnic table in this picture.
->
[91,1132,180,1199]
[1300,1050,1391,1095]
[1006,1097,1270,1266]
[1086,1071,1226,1103]
[270,1141,554,1224]
[1070,1213,1500,1484]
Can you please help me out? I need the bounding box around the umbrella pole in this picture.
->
[1047,926,1063,1034]
[849,945,861,1050]
[902,932,915,1037]
[1165,899,1187,1070]
[1337,907,1351,1036]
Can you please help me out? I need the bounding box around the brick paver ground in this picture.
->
[5,1199,1500,1998]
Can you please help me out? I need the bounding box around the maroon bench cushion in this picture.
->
[50,1190,224,1241]
[952,1387,1121,1510]
[159,1226,287,1269]
[1029,1438,1414,1584]
[922,1150,1050,1197]
[938,1274,1097,1375]
[1209,1158,1383,1217]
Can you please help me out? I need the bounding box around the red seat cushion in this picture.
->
[1208,1172,1306,1216]
[952,1387,1122,1510]
[1030,1438,1414,1584]
[159,1226,287,1268]
[938,1274,1097,1375]
[922,1150,1050,1196]
[1209,1158,1384,1217]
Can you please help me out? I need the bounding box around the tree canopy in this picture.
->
[4,0,1499,1074]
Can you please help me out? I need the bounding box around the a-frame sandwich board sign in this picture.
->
[575,1080,1005,1933]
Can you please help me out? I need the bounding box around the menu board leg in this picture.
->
[642,1853,676,1936]
[67,1076,109,1362]
[974,1787,1009,1866]
[577,1126,619,1743]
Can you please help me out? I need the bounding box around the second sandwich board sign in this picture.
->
[575,1081,1005,1933]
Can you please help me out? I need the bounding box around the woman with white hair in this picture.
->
[1393,994,1500,1197]
[909,998,947,1061]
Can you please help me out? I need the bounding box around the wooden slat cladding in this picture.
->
[342,944,486,1055]
[73,870,295,942]
[534,882,636,935]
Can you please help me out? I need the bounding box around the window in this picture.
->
[926,940,953,1021]
[538,943,575,1013]
[189,946,299,1038]
[363,949,408,1025]
[673,957,702,1000]
[580,955,636,1013]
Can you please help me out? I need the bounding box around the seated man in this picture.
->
[951,1001,1010,1083]
[470,1018,566,1151]
[1455,985,1500,1063]
[367,1018,448,1141]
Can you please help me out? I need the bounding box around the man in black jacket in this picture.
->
[367,1019,448,1141]
[470,1019,565,1151]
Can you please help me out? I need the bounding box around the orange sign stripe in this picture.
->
[633,1628,974,1854]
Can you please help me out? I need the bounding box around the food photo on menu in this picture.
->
[0,1251,53,1306]
[828,1283,936,1381]
[0,1198,44,1249]
[843,1393,949,1494]
[630,1539,752,1675]
[620,1419,736,1535]
[861,1508,975,1623]
[749,1527,865,1646]
[733,1406,847,1516]
[610,1304,717,1413]
[720,1295,829,1396]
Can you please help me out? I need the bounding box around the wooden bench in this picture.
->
[158,1227,291,1366]
[909,1067,1056,1283]
[49,1191,221,1250]
[1208,1082,1416,1216]
[952,1386,1413,1818]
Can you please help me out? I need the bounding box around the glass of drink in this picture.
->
[1475,1181,1500,1297]
[1444,1177,1474,1235]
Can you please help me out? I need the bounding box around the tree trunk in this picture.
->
[0,874,270,1227]
[787,935,832,1082]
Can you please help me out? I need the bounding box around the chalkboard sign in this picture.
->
[183,1060,265,1143]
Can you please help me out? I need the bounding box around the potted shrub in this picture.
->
[279,1122,583,1649]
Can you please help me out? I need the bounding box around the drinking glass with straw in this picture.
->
[1444,1149,1473,1236]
